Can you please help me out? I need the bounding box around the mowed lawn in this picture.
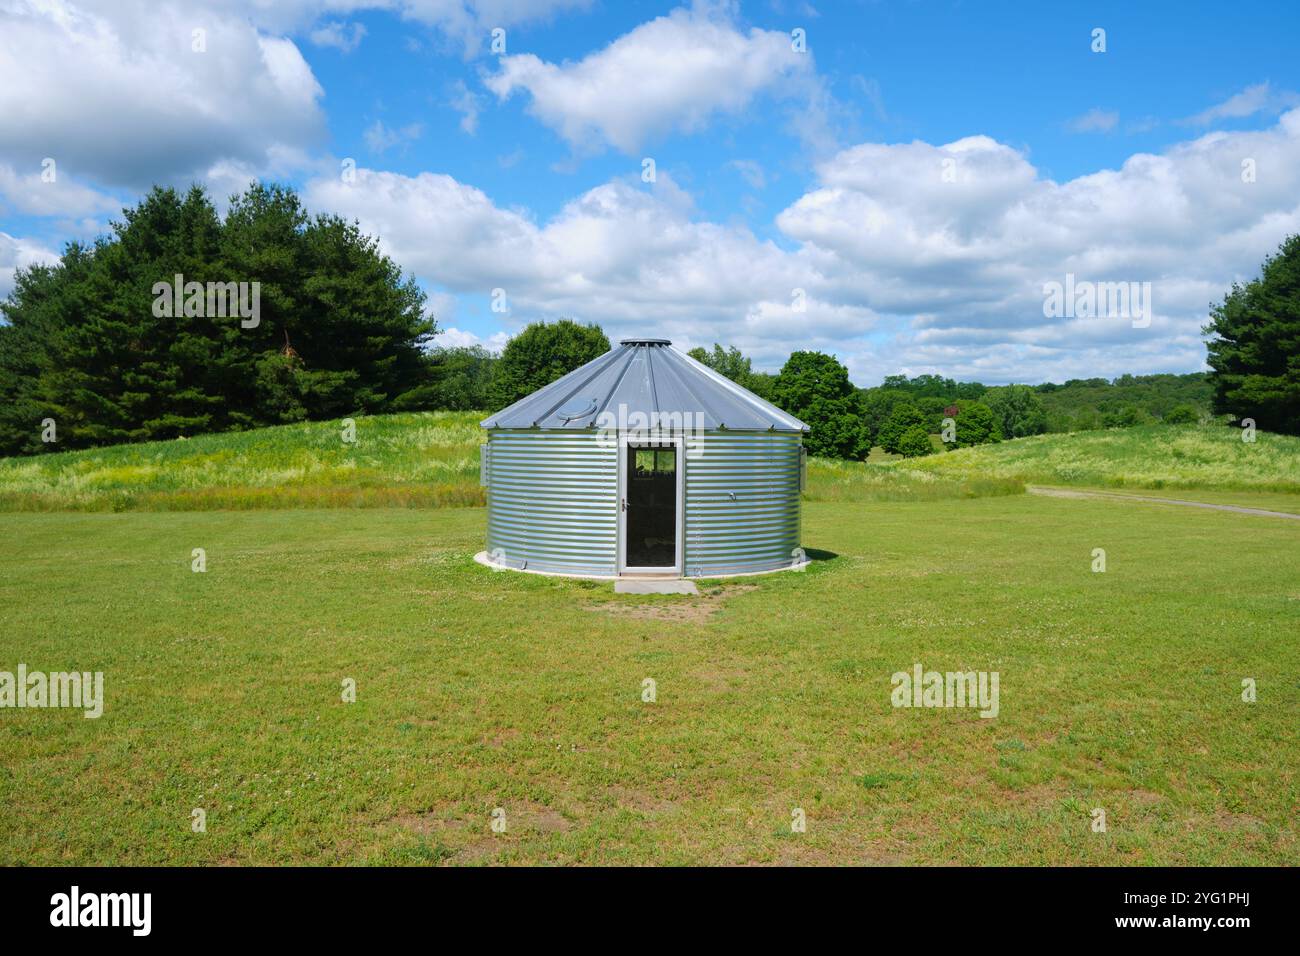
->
[1,495,1297,865]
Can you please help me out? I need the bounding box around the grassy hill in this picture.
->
[907,423,1300,494]
[1,414,1293,512]
[0,412,487,511]
[0,411,1020,511]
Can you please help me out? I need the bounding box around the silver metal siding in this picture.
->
[485,430,618,575]
[684,431,802,576]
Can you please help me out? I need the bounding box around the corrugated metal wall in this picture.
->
[683,431,802,576]
[484,429,802,577]
[485,430,619,575]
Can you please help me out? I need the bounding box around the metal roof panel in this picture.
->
[481,340,809,432]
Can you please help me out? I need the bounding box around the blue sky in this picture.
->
[2,0,1299,384]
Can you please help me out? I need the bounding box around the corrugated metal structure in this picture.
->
[479,339,808,578]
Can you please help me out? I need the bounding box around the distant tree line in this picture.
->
[684,351,1217,460]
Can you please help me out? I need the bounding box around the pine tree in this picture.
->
[1204,234,1300,435]
[0,182,435,454]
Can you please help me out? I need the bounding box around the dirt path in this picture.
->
[1027,486,1300,520]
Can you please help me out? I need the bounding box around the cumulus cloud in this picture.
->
[777,111,1300,381]
[0,0,326,190]
[306,110,1300,384]
[0,232,61,301]
[0,163,120,219]
[9,1,1298,385]
[484,2,813,153]
[180,0,592,51]
[302,165,857,368]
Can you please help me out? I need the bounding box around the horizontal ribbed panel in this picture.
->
[684,432,802,575]
[486,430,618,575]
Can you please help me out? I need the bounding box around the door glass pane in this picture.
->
[626,445,676,567]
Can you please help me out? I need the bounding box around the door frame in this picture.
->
[616,433,685,576]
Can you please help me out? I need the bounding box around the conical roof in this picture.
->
[481,339,808,433]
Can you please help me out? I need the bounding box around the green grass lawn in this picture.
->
[2,495,1296,865]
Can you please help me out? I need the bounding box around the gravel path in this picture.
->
[1027,485,1300,520]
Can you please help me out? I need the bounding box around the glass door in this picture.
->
[622,444,678,571]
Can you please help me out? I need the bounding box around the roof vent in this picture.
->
[557,397,598,422]
[619,338,671,346]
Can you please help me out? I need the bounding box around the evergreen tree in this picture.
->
[1204,234,1300,435]
[0,183,434,454]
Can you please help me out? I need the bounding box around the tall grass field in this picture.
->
[0,411,1024,511]
[908,423,1300,494]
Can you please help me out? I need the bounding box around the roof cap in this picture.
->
[619,338,671,346]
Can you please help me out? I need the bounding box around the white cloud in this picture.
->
[0,0,326,190]
[449,80,483,134]
[0,163,120,218]
[305,109,1300,384]
[1183,81,1300,126]
[727,159,767,189]
[309,20,367,53]
[390,0,593,54]
[1066,108,1119,134]
[364,120,425,154]
[436,326,510,351]
[303,165,829,366]
[776,110,1300,381]
[180,0,592,50]
[850,75,888,122]
[0,232,61,302]
[484,2,813,153]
